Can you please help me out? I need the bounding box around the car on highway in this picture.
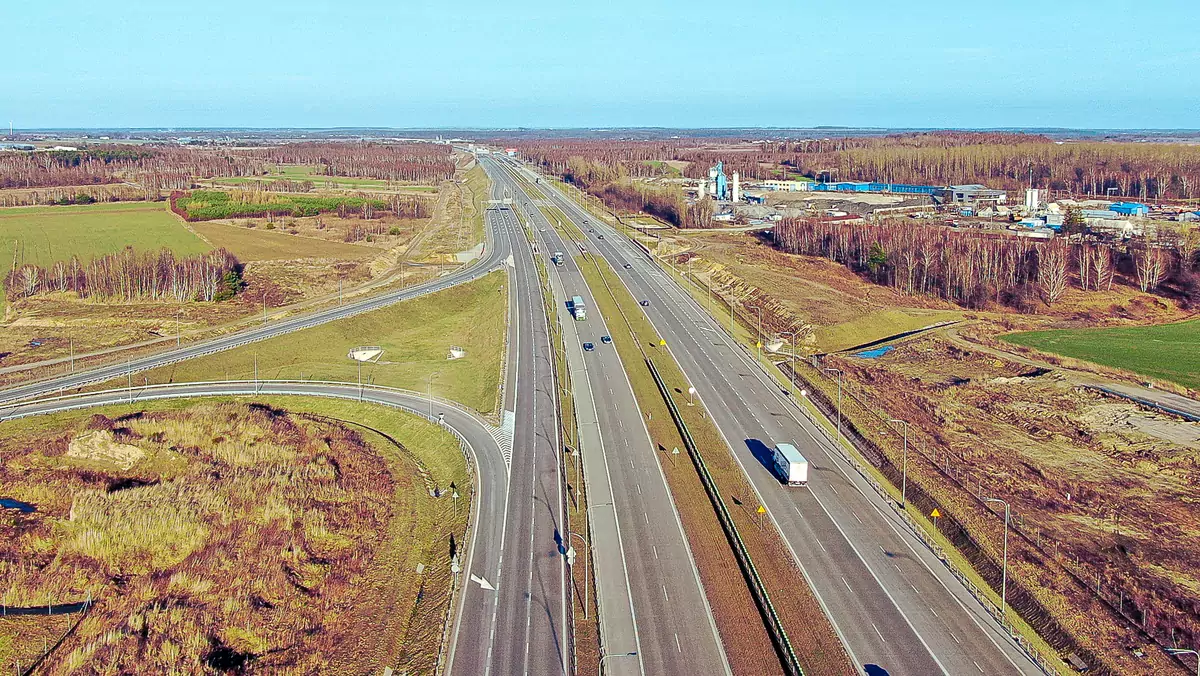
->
[639,300,650,307]
[600,335,612,344]
[582,342,595,352]
[597,234,604,239]
[623,263,632,269]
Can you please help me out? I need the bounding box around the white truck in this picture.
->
[570,295,587,320]
[773,443,808,486]
[551,251,564,266]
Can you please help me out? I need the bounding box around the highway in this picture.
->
[449,198,569,675]
[513,157,1046,676]
[483,156,731,676]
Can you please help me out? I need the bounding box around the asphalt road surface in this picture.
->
[485,156,731,676]
[514,157,1045,676]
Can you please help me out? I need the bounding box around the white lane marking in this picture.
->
[852,511,863,524]
[675,633,682,653]
[644,512,649,524]
[636,483,642,495]
[974,660,983,673]
[662,585,670,602]
[653,545,659,559]
[872,623,887,643]
[841,577,853,592]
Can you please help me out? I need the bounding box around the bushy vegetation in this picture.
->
[173,189,392,221]
[0,403,397,672]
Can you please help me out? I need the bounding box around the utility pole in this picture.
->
[822,367,843,443]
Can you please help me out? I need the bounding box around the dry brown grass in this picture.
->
[0,400,466,674]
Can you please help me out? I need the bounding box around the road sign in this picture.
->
[659,339,666,346]
[757,505,767,514]
[930,508,942,518]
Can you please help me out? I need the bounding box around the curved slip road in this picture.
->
[512,156,1046,676]
[0,379,508,675]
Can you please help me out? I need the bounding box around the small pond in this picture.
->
[0,498,36,513]
[853,345,895,359]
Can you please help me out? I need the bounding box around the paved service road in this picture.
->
[485,156,731,676]
[515,157,1045,676]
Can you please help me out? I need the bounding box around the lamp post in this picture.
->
[780,331,797,398]
[569,531,589,619]
[984,496,1010,620]
[1167,649,1200,676]
[428,371,440,419]
[822,367,843,444]
[888,418,910,509]
[598,651,638,676]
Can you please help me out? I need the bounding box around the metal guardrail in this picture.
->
[645,358,804,676]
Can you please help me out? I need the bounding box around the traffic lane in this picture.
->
[614,242,1033,674]
[601,230,1034,674]
[514,171,728,675]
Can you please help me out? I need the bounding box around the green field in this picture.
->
[176,190,390,221]
[136,271,507,413]
[208,165,439,191]
[190,221,378,262]
[0,202,209,277]
[1002,319,1200,390]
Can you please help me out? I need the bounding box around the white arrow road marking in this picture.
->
[471,574,496,591]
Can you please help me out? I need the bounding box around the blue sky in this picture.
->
[4,0,1198,129]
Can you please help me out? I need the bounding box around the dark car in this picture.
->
[639,300,650,307]
[623,263,632,269]
[600,335,612,344]
[582,342,595,351]
[597,234,604,239]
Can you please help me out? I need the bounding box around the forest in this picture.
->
[771,218,1200,310]
[0,142,456,195]
[4,247,243,303]
[511,132,1200,201]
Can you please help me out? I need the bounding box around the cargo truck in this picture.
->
[551,251,564,266]
[570,295,587,320]
[773,443,808,486]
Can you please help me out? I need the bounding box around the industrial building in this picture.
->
[699,161,739,202]
[937,185,1009,206]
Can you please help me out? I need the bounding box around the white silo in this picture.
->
[697,180,706,198]
[732,172,740,202]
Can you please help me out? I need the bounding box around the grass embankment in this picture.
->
[190,220,379,262]
[0,202,209,278]
[574,249,853,676]
[0,397,470,674]
[129,271,508,414]
[1002,319,1200,391]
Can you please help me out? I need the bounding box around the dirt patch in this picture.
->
[66,430,146,470]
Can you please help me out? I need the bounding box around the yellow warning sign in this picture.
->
[930,508,942,518]
[659,339,666,346]
[757,505,767,514]
[756,341,762,348]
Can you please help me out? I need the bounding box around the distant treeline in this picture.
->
[529,155,712,227]
[5,247,243,303]
[171,190,429,221]
[0,142,455,193]
[772,218,1200,310]
[511,132,1200,200]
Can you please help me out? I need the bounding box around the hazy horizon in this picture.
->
[5,0,1198,129]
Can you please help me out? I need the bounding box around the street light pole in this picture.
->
[889,418,910,509]
[984,496,1010,620]
[428,371,439,419]
[822,367,843,443]
[569,531,589,619]
[598,651,638,676]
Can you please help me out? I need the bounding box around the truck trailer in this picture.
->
[551,251,564,266]
[570,295,587,320]
[773,443,808,486]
